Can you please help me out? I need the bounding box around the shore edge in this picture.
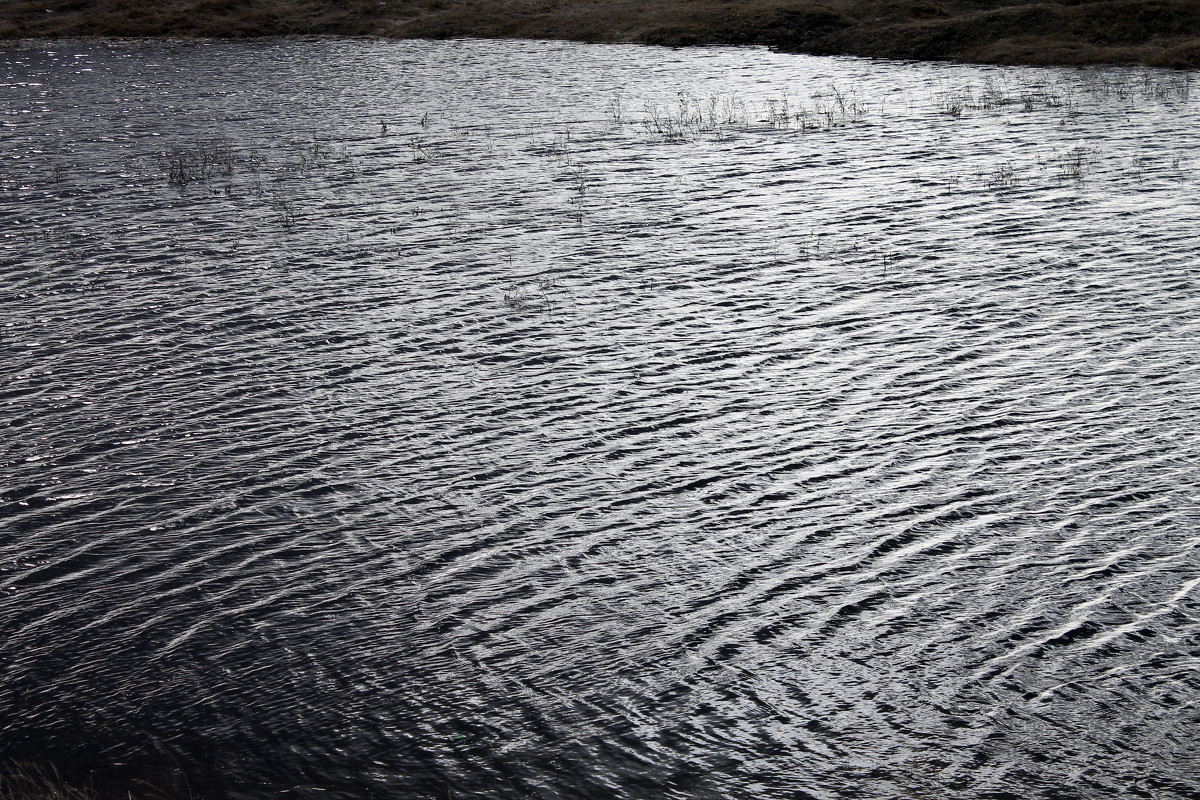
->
[1,1,1199,69]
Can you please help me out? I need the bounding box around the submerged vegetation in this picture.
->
[1,0,1199,68]
[5,67,1192,268]
[6,67,1194,239]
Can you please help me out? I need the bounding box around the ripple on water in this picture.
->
[2,38,1200,800]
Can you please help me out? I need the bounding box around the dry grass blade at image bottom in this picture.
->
[0,763,94,800]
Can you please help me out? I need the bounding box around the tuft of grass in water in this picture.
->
[159,138,235,187]
[987,162,1016,189]
[1056,145,1097,181]
[635,87,867,143]
[276,197,297,228]
[937,93,964,117]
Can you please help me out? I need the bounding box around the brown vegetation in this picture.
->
[0,0,1198,68]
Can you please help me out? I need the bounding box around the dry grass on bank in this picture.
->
[1,0,1199,68]
[0,1,1199,67]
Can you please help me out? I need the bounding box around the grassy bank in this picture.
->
[0,0,1197,68]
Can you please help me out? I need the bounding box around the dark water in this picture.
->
[2,38,1200,799]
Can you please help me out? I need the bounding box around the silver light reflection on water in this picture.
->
[2,38,1200,800]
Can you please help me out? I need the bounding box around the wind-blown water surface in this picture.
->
[2,38,1199,800]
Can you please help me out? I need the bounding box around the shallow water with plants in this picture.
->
[2,38,1199,800]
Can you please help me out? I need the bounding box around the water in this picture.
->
[2,38,1199,800]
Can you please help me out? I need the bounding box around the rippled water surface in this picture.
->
[3,38,1200,799]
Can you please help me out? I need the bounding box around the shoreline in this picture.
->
[1,0,1199,69]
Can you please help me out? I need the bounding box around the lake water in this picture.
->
[2,38,1199,800]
